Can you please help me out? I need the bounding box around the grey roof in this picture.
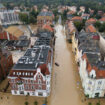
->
[34,37,51,46]
[86,53,105,70]
[15,40,30,47]
[13,46,50,70]
[38,11,53,16]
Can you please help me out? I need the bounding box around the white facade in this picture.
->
[0,10,20,25]
[79,57,105,98]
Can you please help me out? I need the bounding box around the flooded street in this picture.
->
[49,24,86,105]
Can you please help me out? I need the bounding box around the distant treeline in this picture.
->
[1,0,105,12]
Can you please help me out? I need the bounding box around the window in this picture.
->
[23,72,24,75]
[38,79,41,84]
[98,81,102,85]
[25,85,29,90]
[38,85,42,90]
[31,80,33,84]
[14,90,17,94]
[89,81,92,85]
[31,85,34,90]
[26,73,27,76]
[31,73,33,76]
[28,73,30,76]
[13,72,15,75]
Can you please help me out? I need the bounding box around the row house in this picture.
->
[0,47,13,82]
[65,21,76,42]
[37,11,54,28]
[79,53,105,98]
[71,29,105,98]
[72,30,99,63]
[8,31,54,97]
[0,10,20,25]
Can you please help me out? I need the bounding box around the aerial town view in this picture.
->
[1,0,105,105]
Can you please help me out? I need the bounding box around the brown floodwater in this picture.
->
[49,24,86,105]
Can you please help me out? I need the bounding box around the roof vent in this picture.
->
[31,51,36,57]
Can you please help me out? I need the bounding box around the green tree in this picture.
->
[19,13,29,24]
[96,101,100,105]
[25,101,29,105]
[88,102,92,105]
[29,15,36,24]
[94,21,101,28]
[34,101,38,105]
[74,21,84,32]
[99,22,105,32]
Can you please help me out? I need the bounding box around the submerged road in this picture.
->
[49,24,86,105]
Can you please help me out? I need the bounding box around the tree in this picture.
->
[29,15,36,24]
[94,21,101,28]
[88,102,92,105]
[43,98,48,105]
[34,101,38,105]
[74,21,84,32]
[19,13,29,24]
[96,101,100,105]
[99,22,105,32]
[25,101,29,105]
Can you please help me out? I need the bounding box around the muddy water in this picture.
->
[49,24,86,105]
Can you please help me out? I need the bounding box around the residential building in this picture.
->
[81,14,90,20]
[71,16,82,22]
[79,53,105,98]
[86,18,96,26]
[65,21,76,42]
[0,10,20,25]
[8,31,54,97]
[37,11,54,28]
[0,47,13,82]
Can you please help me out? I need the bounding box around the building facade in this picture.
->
[0,47,13,82]
[0,10,20,25]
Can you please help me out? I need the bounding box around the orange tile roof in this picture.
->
[99,17,105,22]
[86,18,96,24]
[42,24,54,32]
[68,21,76,34]
[86,25,97,33]
[71,16,82,21]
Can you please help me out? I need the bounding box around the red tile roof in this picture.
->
[99,17,105,22]
[42,24,54,32]
[86,25,97,33]
[71,16,82,21]
[86,18,96,24]
[68,21,76,34]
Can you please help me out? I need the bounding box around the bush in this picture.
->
[96,101,100,105]
[88,102,92,105]
[25,101,29,105]
[34,101,38,105]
